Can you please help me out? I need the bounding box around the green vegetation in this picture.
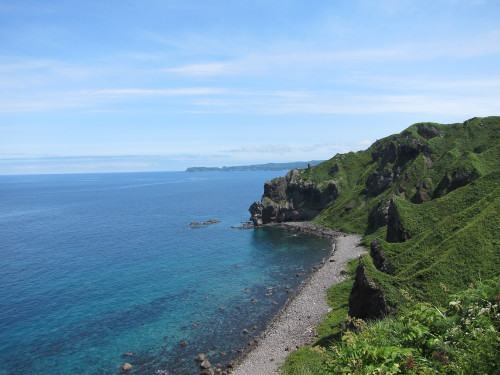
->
[282,277,500,374]
[185,160,324,172]
[278,117,500,374]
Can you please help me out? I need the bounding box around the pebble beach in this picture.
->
[231,223,365,375]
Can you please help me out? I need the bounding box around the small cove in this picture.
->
[0,171,333,375]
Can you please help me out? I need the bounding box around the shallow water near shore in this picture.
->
[0,171,333,375]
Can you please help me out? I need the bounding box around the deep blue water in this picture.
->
[0,171,333,375]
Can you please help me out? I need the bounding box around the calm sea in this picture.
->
[0,171,333,375]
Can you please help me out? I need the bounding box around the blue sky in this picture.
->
[1,0,499,174]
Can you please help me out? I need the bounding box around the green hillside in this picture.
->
[250,117,500,374]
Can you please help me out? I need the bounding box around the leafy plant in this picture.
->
[284,278,500,374]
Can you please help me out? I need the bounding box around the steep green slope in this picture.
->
[249,116,500,374]
[250,117,500,303]
[381,174,500,302]
[312,116,500,234]
[363,172,500,308]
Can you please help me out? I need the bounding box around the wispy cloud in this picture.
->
[85,87,228,97]
[225,144,293,154]
[223,140,371,156]
[0,87,229,112]
[164,30,500,78]
[2,86,497,116]
[164,62,239,76]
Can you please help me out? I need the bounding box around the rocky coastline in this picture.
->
[230,222,365,375]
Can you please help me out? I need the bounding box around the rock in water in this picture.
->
[195,353,207,362]
[200,359,212,369]
[120,363,133,372]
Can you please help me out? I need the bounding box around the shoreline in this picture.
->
[230,222,365,375]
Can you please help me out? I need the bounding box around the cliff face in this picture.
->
[249,116,500,316]
[249,168,339,226]
[249,117,500,236]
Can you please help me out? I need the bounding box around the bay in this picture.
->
[0,171,333,374]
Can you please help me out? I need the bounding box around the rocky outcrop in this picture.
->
[365,136,433,197]
[249,169,339,226]
[349,258,392,320]
[365,169,399,197]
[386,199,410,243]
[370,239,393,274]
[249,201,264,226]
[370,136,432,167]
[368,199,391,230]
[417,123,440,140]
[411,179,432,204]
[433,169,479,198]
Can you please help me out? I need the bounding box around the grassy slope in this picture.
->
[281,116,500,374]
[303,116,500,303]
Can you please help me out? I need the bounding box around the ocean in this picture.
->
[0,171,333,375]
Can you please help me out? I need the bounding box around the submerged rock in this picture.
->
[200,359,212,369]
[121,352,136,358]
[120,363,133,372]
[195,353,206,362]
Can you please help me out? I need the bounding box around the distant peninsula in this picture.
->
[185,160,324,172]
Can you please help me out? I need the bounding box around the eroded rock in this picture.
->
[386,199,410,243]
[370,239,393,274]
[249,168,339,225]
[349,258,391,319]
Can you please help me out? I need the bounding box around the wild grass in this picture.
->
[279,117,500,374]
[283,277,500,375]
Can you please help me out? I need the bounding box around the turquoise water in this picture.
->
[0,171,333,374]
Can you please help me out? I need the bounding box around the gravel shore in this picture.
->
[231,222,365,375]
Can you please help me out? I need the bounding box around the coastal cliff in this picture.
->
[249,167,338,226]
[249,116,500,317]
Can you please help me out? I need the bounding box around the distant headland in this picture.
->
[185,160,324,172]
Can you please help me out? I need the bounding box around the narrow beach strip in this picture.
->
[232,223,365,375]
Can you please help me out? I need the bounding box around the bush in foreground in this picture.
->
[282,277,500,375]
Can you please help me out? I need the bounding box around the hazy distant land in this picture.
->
[185,160,324,172]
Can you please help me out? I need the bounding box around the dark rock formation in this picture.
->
[433,169,479,198]
[370,239,393,274]
[366,137,433,198]
[386,199,410,243]
[249,168,339,226]
[365,169,397,197]
[249,201,263,226]
[417,123,440,140]
[349,258,391,320]
[263,177,287,202]
[329,163,339,176]
[411,179,431,204]
[369,199,391,230]
[370,137,433,167]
